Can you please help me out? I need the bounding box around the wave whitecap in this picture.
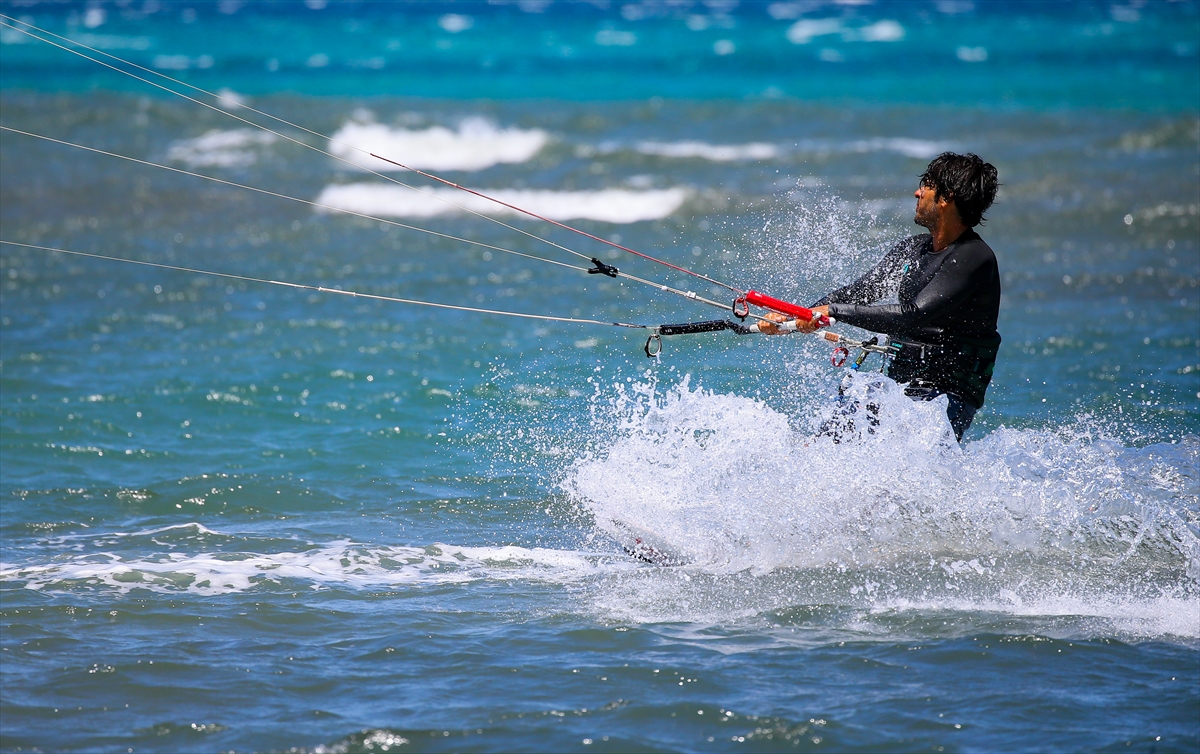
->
[166,128,277,168]
[599,137,951,163]
[635,140,781,161]
[329,118,549,172]
[786,18,905,45]
[0,537,631,596]
[846,137,949,160]
[313,184,690,223]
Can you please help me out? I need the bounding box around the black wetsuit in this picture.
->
[813,229,1002,439]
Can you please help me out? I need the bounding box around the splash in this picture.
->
[736,187,908,308]
[561,374,1200,636]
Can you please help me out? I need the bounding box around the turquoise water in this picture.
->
[1,2,1198,752]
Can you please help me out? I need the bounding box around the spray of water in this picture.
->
[561,372,1199,637]
[727,182,910,306]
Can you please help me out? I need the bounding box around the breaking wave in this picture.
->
[329,117,548,172]
[313,183,690,223]
[785,18,906,45]
[841,137,950,160]
[166,128,277,168]
[634,140,782,162]
[597,137,951,162]
[0,524,632,596]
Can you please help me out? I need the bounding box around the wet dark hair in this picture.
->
[919,152,999,227]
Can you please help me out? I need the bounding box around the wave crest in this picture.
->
[166,128,277,168]
[314,184,690,223]
[0,539,631,596]
[329,117,548,172]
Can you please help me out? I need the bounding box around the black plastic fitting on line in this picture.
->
[588,258,620,277]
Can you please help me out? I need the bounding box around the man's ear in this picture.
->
[937,193,955,208]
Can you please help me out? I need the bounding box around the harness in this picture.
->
[887,333,1002,408]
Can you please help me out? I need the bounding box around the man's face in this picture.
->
[913,181,940,228]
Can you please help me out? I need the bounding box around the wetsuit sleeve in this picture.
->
[810,237,916,308]
[828,245,994,334]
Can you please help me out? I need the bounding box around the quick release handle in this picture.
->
[748,320,797,334]
[743,290,831,327]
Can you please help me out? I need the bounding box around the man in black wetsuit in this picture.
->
[763,152,1002,441]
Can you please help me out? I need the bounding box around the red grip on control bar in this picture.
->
[744,290,829,326]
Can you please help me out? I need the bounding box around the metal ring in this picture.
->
[732,296,749,320]
[831,346,850,367]
[644,334,662,358]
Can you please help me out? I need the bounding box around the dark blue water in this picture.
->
[1,2,1198,752]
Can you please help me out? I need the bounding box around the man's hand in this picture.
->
[756,306,829,335]
[756,312,791,335]
[802,306,830,332]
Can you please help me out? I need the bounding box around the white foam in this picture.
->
[595,29,637,46]
[847,137,948,160]
[166,128,276,168]
[635,140,781,162]
[786,18,905,44]
[313,184,690,223]
[83,6,105,28]
[438,13,473,33]
[152,54,214,71]
[66,32,153,50]
[856,20,905,42]
[560,374,1200,635]
[0,539,633,596]
[874,593,1200,640]
[329,118,548,172]
[118,521,222,539]
[786,18,844,45]
[214,87,248,110]
[793,136,953,160]
[956,45,989,63]
[598,137,951,163]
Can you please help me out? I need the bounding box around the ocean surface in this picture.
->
[1,1,1198,752]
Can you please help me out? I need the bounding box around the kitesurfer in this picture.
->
[762,152,1002,441]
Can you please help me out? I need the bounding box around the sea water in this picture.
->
[1,2,1197,752]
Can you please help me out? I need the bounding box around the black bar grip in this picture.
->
[657,320,752,336]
